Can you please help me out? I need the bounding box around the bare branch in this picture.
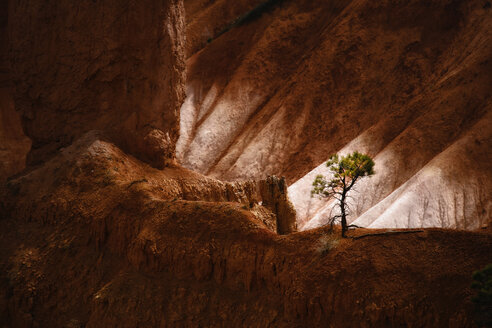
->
[352,230,424,240]
[311,152,375,238]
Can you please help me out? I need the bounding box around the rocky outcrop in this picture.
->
[1,134,490,327]
[178,0,492,230]
[0,88,30,183]
[259,176,297,234]
[8,0,186,168]
[1,1,491,327]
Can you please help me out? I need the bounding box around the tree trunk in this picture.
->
[341,190,347,237]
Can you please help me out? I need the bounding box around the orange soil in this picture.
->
[1,134,490,327]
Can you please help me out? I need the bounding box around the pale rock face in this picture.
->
[179,0,492,230]
[353,112,492,230]
[292,111,492,230]
[178,80,265,173]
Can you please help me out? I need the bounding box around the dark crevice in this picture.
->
[207,0,287,44]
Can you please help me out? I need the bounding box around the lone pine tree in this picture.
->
[311,151,375,237]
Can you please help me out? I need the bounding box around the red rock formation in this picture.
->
[184,0,265,57]
[1,133,490,327]
[0,84,30,184]
[9,0,186,168]
[1,1,491,327]
[0,0,30,183]
[259,175,297,234]
[178,0,492,229]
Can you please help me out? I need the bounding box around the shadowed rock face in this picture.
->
[8,0,186,168]
[179,0,492,229]
[259,176,297,234]
[1,1,492,327]
[0,0,30,183]
[184,0,265,57]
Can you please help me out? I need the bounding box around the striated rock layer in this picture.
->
[184,0,265,57]
[1,134,490,327]
[178,0,492,229]
[9,0,186,168]
[1,1,491,327]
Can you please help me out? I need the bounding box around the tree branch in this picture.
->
[351,230,424,240]
[347,175,359,191]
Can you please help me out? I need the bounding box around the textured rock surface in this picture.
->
[1,134,490,327]
[259,176,297,234]
[9,0,186,168]
[184,0,265,57]
[0,0,30,183]
[1,1,492,327]
[0,88,29,183]
[178,0,492,229]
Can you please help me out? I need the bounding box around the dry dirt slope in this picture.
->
[1,132,491,327]
[178,0,492,230]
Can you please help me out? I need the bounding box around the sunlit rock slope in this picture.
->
[1,1,491,326]
[178,0,492,230]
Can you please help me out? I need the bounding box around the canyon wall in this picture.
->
[8,0,186,168]
[184,0,265,57]
[1,1,491,327]
[0,0,30,183]
[178,0,492,229]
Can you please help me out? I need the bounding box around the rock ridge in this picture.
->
[1,134,490,327]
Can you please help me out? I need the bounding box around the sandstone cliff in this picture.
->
[184,0,265,57]
[259,175,297,234]
[9,0,186,168]
[1,0,491,327]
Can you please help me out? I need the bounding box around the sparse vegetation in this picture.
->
[316,233,340,254]
[471,264,492,327]
[127,178,148,189]
[311,152,375,237]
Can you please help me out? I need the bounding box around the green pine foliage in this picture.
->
[311,151,375,237]
[312,152,375,198]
